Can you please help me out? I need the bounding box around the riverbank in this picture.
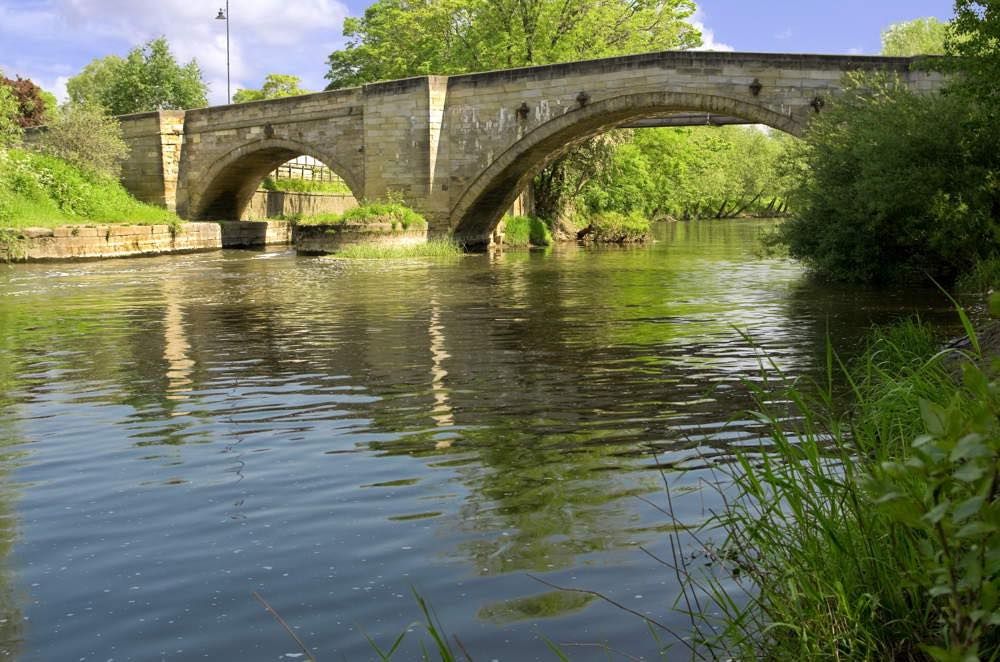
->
[689,313,1000,660]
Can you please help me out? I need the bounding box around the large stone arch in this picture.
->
[184,137,364,220]
[449,91,806,245]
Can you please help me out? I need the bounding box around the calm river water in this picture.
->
[0,220,957,660]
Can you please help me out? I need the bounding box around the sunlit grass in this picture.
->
[327,239,463,260]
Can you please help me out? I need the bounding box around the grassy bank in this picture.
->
[0,147,178,229]
[261,176,353,195]
[325,239,462,260]
[293,201,426,231]
[502,215,552,247]
[579,211,650,243]
[686,317,1000,660]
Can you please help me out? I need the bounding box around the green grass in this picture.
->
[956,257,1000,294]
[680,316,1000,661]
[260,176,354,195]
[0,147,179,229]
[327,239,463,260]
[295,202,427,230]
[584,211,651,243]
[502,215,553,247]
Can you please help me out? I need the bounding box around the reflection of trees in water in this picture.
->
[0,309,33,658]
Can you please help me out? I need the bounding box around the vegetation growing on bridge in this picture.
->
[261,176,353,196]
[294,200,427,231]
[502,215,552,248]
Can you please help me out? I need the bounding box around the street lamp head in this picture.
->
[216,8,227,20]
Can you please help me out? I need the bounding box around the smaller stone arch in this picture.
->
[450,90,805,245]
[184,137,363,220]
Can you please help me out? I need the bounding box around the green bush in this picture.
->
[502,215,552,247]
[777,74,1000,285]
[35,102,129,179]
[295,201,426,230]
[0,147,177,228]
[0,83,20,147]
[585,211,650,243]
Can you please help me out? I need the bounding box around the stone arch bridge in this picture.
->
[118,50,943,247]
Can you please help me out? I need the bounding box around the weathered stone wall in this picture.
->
[294,223,427,255]
[243,191,358,220]
[3,223,221,262]
[175,88,366,220]
[217,220,293,247]
[118,111,186,211]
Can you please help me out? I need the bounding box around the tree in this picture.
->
[880,17,949,55]
[946,1,1000,104]
[777,74,998,284]
[66,38,208,115]
[36,103,130,179]
[0,75,50,127]
[66,56,124,107]
[326,0,701,89]
[0,83,20,147]
[233,74,310,103]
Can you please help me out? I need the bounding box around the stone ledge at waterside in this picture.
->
[2,223,221,262]
[294,222,428,255]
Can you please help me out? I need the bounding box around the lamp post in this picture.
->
[216,2,230,104]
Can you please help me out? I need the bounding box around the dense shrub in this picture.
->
[502,215,552,247]
[582,211,650,243]
[35,103,129,179]
[777,74,1000,285]
[0,75,49,127]
[0,85,20,147]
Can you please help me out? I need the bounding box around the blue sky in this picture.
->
[0,0,956,106]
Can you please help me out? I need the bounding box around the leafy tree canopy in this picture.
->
[325,0,702,89]
[233,74,310,103]
[880,17,949,55]
[0,75,50,127]
[946,0,1000,104]
[66,38,208,115]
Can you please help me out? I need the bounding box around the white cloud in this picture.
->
[775,28,793,41]
[689,9,735,52]
[3,0,351,105]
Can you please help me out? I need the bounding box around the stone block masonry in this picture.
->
[2,223,222,262]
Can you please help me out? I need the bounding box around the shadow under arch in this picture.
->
[450,90,805,244]
[186,137,363,220]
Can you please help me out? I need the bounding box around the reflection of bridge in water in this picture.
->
[113,50,943,245]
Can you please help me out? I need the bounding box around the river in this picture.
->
[0,219,957,660]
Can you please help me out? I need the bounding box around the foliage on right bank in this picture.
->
[774,4,1000,286]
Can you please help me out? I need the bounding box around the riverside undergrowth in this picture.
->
[680,317,1000,661]
[0,147,178,228]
